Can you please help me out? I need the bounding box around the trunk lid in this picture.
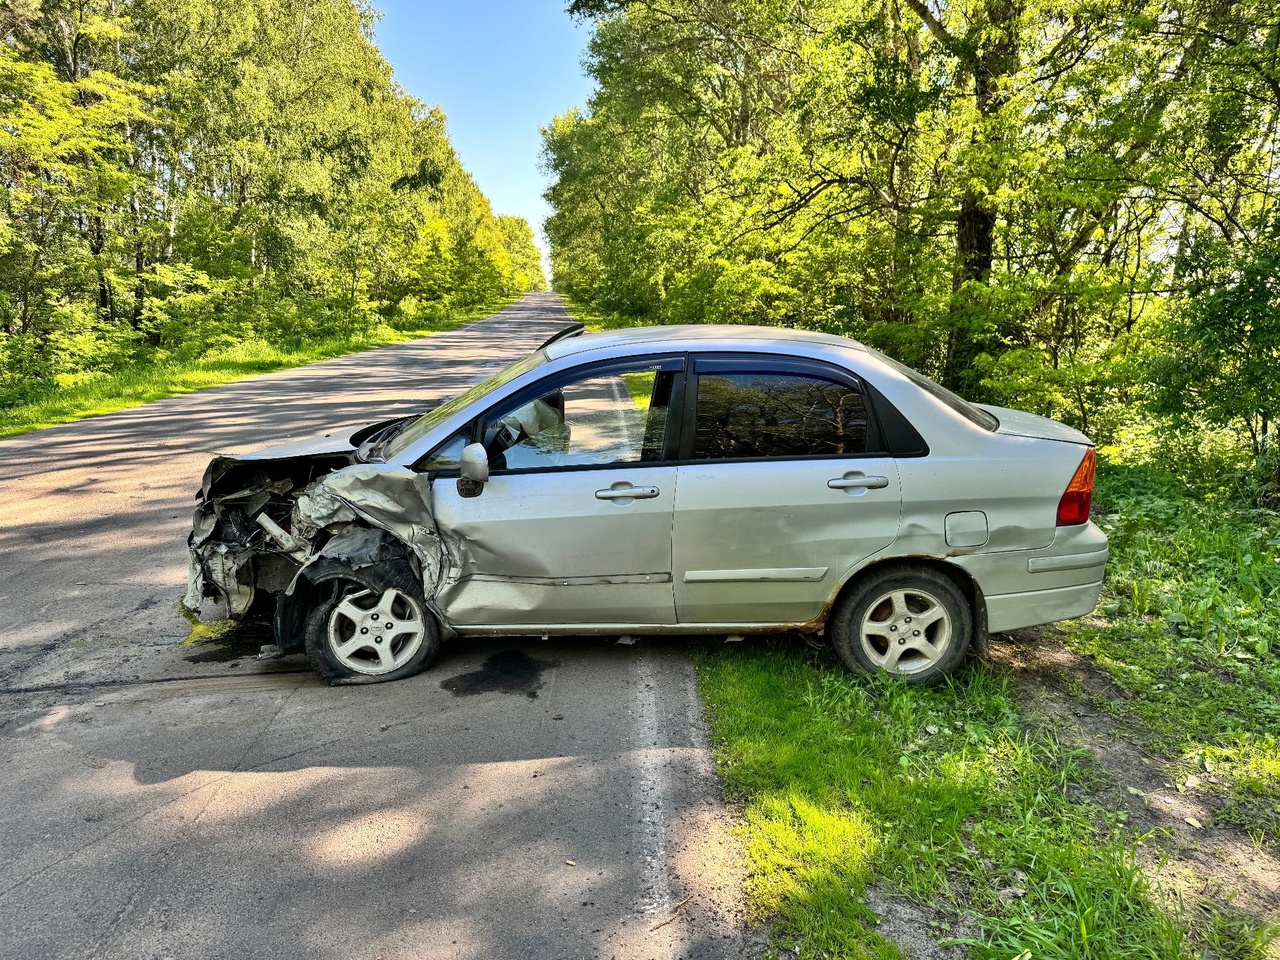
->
[978,405,1092,446]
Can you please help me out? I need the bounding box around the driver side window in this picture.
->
[484,363,677,471]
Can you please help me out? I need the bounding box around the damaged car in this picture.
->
[187,324,1107,685]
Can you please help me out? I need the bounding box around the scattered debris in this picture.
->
[176,598,234,646]
[649,894,693,931]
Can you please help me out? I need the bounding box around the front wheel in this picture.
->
[304,561,439,684]
[830,567,971,685]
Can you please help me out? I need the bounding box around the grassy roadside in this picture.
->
[0,297,518,439]
[689,462,1279,958]
[1061,462,1280,841]
[561,297,638,334]
[696,645,1190,959]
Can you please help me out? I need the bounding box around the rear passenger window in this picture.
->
[693,373,869,459]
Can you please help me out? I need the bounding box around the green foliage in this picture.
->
[0,0,545,401]
[1061,455,1280,838]
[1147,220,1280,460]
[546,0,1280,444]
[0,296,514,437]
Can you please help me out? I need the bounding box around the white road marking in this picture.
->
[633,647,676,952]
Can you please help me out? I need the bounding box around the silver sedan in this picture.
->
[187,325,1107,685]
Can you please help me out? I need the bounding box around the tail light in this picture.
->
[1056,448,1096,526]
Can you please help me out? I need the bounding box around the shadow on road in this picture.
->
[0,295,757,959]
[1,635,757,960]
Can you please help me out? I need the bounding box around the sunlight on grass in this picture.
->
[563,297,642,334]
[696,644,1191,959]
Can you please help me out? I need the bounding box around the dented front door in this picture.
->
[430,359,683,627]
[431,468,677,626]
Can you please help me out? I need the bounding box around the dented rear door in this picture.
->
[671,357,902,625]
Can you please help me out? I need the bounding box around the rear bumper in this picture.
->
[952,522,1108,632]
[985,578,1104,632]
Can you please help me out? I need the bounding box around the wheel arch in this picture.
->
[274,525,427,654]
[824,555,988,652]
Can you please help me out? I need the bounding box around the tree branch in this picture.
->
[901,0,952,46]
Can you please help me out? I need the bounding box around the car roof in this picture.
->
[543,324,870,361]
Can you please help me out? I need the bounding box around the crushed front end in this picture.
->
[185,452,356,619]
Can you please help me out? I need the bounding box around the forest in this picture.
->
[0,0,545,409]
[545,0,1280,483]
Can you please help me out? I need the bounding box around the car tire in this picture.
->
[303,560,439,685]
[830,566,971,685]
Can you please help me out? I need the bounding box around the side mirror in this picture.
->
[457,442,489,498]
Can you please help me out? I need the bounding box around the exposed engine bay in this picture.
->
[185,448,453,655]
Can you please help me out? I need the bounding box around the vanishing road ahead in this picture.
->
[0,293,756,959]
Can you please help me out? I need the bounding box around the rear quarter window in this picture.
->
[866,348,998,431]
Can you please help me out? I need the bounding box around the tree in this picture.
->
[544,0,1280,440]
[1148,221,1280,464]
[0,0,545,398]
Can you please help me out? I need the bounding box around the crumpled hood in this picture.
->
[232,430,361,462]
[978,405,1092,446]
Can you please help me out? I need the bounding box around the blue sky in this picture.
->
[371,1,595,267]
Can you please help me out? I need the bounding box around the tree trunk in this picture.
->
[941,0,1021,393]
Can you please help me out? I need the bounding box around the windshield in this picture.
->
[381,350,549,459]
[865,347,999,432]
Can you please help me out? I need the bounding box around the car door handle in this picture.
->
[595,485,660,501]
[828,474,889,490]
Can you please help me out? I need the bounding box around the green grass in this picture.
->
[0,298,517,438]
[694,456,1280,957]
[1061,458,1280,840]
[562,296,642,333]
[686,457,1279,957]
[697,645,1190,959]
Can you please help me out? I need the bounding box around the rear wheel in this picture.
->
[304,561,439,684]
[831,567,971,685]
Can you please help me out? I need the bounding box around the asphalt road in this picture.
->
[0,293,759,959]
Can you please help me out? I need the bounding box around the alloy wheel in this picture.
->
[326,586,427,676]
[858,587,953,676]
